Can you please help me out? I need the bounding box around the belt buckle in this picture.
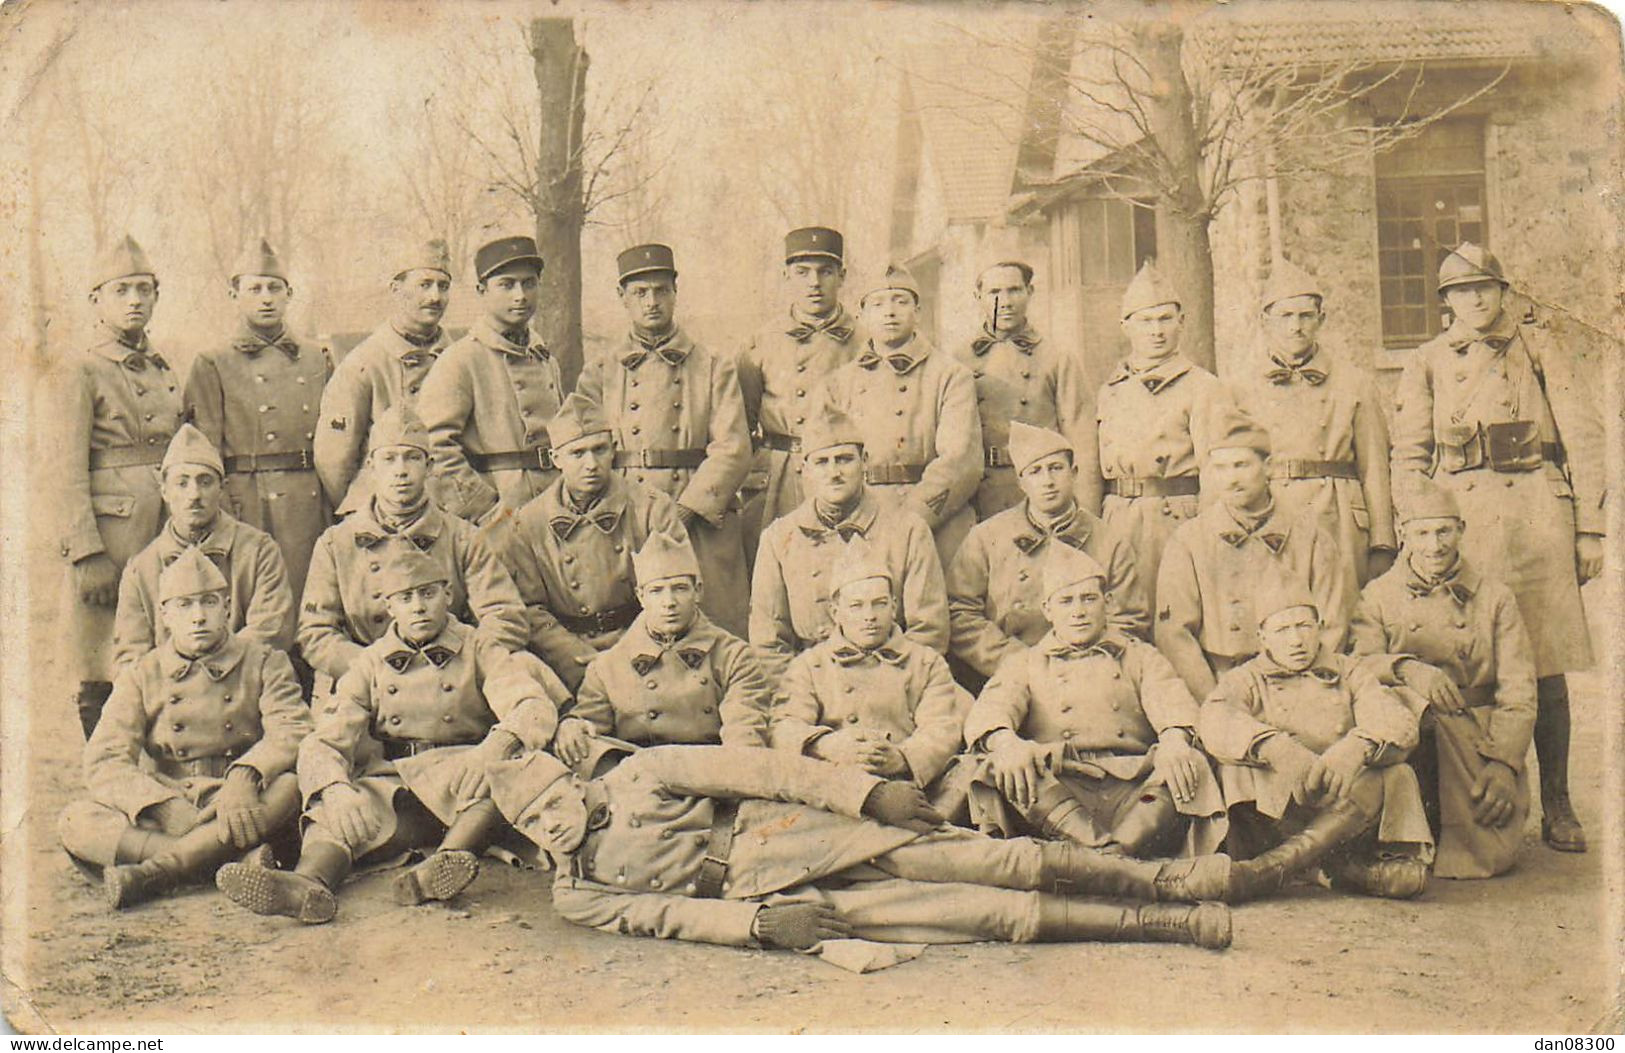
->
[536,446,554,470]
[297,449,314,470]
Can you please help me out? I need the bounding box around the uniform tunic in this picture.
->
[112,513,295,677]
[50,328,184,681]
[572,613,772,749]
[298,619,564,856]
[314,323,450,515]
[749,491,948,683]
[418,320,565,524]
[501,475,684,691]
[1391,311,1604,676]
[1350,557,1537,877]
[1230,345,1395,592]
[576,329,753,636]
[954,325,1098,519]
[183,327,334,595]
[817,338,983,565]
[297,501,527,682]
[947,501,1148,680]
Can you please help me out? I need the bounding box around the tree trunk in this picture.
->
[529,17,588,393]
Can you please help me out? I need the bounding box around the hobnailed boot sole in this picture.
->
[216,860,337,924]
[103,865,152,911]
[392,850,479,906]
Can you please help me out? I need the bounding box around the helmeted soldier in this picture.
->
[501,393,684,692]
[112,424,295,676]
[183,237,334,598]
[749,400,947,683]
[1390,243,1604,853]
[216,546,565,924]
[61,548,311,910]
[575,243,753,637]
[314,239,454,516]
[419,235,564,527]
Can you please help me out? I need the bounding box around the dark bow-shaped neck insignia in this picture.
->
[630,646,706,676]
[550,507,622,541]
[1045,637,1124,662]
[354,530,436,551]
[970,327,1039,357]
[121,351,169,373]
[1264,664,1341,684]
[831,643,906,666]
[1012,531,1085,556]
[1218,527,1287,554]
[856,349,922,375]
[1407,576,1472,606]
[383,643,456,673]
[799,522,864,544]
[786,310,854,345]
[234,330,300,359]
[1264,358,1327,386]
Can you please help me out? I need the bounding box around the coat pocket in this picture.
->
[91,494,137,518]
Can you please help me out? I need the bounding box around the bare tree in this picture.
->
[389,90,486,275]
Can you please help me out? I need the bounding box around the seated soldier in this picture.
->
[1199,581,1434,902]
[964,544,1223,859]
[503,393,685,692]
[298,405,527,686]
[948,420,1148,689]
[751,401,947,683]
[216,546,566,924]
[771,547,969,812]
[112,423,294,677]
[1349,479,1536,879]
[554,528,771,765]
[60,548,311,910]
[489,747,1237,952]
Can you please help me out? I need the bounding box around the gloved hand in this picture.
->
[214,767,267,849]
[552,717,597,768]
[448,731,519,801]
[1151,729,1206,805]
[320,783,381,848]
[1309,735,1372,801]
[984,730,1057,809]
[146,796,204,836]
[1257,733,1319,803]
[1398,659,1465,714]
[861,780,943,832]
[753,902,851,950]
[74,553,120,608]
[1470,760,1519,827]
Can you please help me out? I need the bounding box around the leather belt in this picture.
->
[1105,475,1200,498]
[380,737,476,761]
[759,431,801,454]
[555,603,640,636]
[89,445,166,470]
[693,797,740,899]
[157,755,233,780]
[866,463,926,486]
[1270,458,1359,481]
[985,446,1014,469]
[468,446,554,472]
[224,450,315,473]
[614,448,706,469]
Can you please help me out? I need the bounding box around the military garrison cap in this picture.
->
[159,546,229,602]
[1008,420,1072,475]
[1260,256,1323,311]
[91,235,156,292]
[785,227,844,265]
[393,239,453,281]
[368,405,431,453]
[378,545,449,598]
[488,752,573,820]
[1254,577,1320,626]
[1398,476,1464,524]
[617,244,677,284]
[546,392,613,451]
[231,237,286,283]
[828,540,893,597]
[1041,544,1108,601]
[1207,403,1272,457]
[632,528,702,586]
[1120,260,1179,319]
[800,401,864,456]
[161,423,225,478]
[858,262,921,306]
[475,236,544,283]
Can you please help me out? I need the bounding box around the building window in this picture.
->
[1054,196,1156,288]
[1375,118,1487,348]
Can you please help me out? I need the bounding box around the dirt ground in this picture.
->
[3,574,1620,1034]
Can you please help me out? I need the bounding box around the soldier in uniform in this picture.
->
[749,401,947,683]
[552,529,772,764]
[419,235,563,528]
[51,235,185,737]
[314,239,454,516]
[1230,257,1396,595]
[1157,405,1348,699]
[490,746,1236,951]
[60,548,311,910]
[112,425,295,676]
[1199,582,1433,901]
[502,393,684,692]
[736,226,859,551]
[1090,261,1228,613]
[184,237,334,598]
[217,546,565,924]
[948,420,1148,691]
[817,263,983,565]
[964,545,1223,858]
[576,244,753,637]
[1390,243,1604,853]
[956,258,1096,520]
[298,407,527,687]
[1349,480,1537,879]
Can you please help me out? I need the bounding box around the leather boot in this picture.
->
[1228,798,1374,903]
[1323,853,1430,899]
[1034,897,1231,950]
[103,823,237,910]
[1535,676,1586,853]
[392,800,500,906]
[1022,780,1104,846]
[217,840,351,924]
[1037,842,1233,902]
[1108,793,1183,858]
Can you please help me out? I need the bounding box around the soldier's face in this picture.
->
[1121,303,1182,358]
[384,581,451,644]
[804,444,865,506]
[1043,580,1108,648]
[369,446,429,507]
[390,269,451,329]
[231,274,291,330]
[91,276,158,334]
[638,575,701,636]
[1443,281,1505,331]
[480,267,540,328]
[161,465,223,534]
[517,776,588,854]
[1262,295,1323,359]
[1018,452,1077,517]
[1403,516,1464,579]
[1259,606,1320,672]
[831,576,895,649]
[1206,447,1270,510]
[977,266,1032,334]
[555,433,614,497]
[161,590,229,656]
[785,260,843,316]
[863,289,918,346]
[619,276,677,333]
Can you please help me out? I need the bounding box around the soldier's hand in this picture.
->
[861,780,943,832]
[986,732,1052,809]
[754,903,851,950]
[74,553,120,608]
[321,783,380,848]
[1575,534,1603,585]
[1470,760,1519,828]
[1152,731,1205,805]
[146,796,204,836]
[861,742,910,778]
[1258,733,1319,803]
[1366,548,1397,581]
[553,717,596,767]
[214,768,267,849]
[812,729,876,769]
[1310,736,1371,802]
[1399,659,1466,714]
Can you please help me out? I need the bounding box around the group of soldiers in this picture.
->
[48,222,1603,957]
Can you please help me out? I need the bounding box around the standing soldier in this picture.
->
[817,263,982,565]
[419,235,563,528]
[184,237,334,599]
[1090,261,1228,612]
[51,235,184,737]
[736,226,859,550]
[314,239,454,516]
[576,244,753,637]
[956,257,1096,520]
[1390,242,1603,853]
[1230,257,1396,595]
